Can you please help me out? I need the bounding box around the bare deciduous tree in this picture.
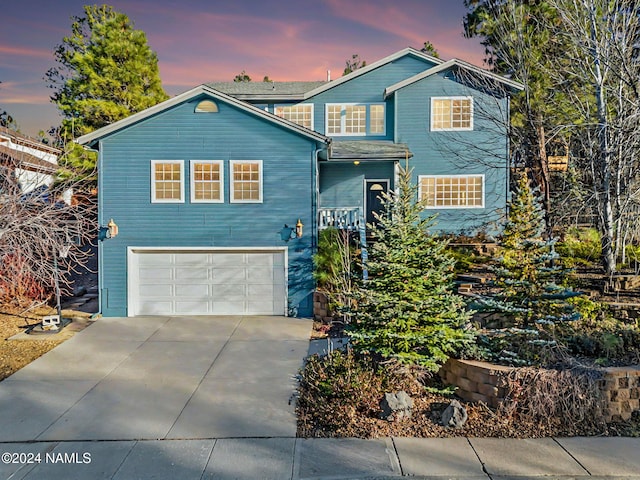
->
[0,151,96,310]
[548,0,640,274]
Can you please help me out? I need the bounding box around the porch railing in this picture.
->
[317,207,363,230]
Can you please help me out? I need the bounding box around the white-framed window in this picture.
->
[151,160,184,203]
[190,160,223,203]
[325,103,386,136]
[230,160,263,203]
[369,104,385,134]
[274,104,314,130]
[430,96,473,131]
[418,174,484,208]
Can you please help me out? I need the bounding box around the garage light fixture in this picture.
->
[98,218,119,241]
[280,219,303,242]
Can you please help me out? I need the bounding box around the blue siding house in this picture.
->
[78,47,522,318]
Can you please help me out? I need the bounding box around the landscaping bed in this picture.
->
[297,347,640,439]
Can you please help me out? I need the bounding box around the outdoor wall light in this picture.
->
[98,218,119,241]
[280,219,303,242]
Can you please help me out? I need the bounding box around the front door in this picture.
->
[365,179,390,226]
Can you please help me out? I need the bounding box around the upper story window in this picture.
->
[326,103,386,136]
[431,97,473,131]
[151,160,184,203]
[230,160,263,203]
[418,174,484,209]
[195,100,219,112]
[274,104,313,130]
[191,160,223,203]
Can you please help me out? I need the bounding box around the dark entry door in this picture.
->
[365,180,389,225]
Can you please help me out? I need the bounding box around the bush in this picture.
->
[313,228,357,317]
[557,227,601,267]
[0,252,50,308]
[297,349,415,437]
[562,300,640,365]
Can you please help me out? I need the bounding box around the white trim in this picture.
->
[190,160,224,203]
[325,103,385,137]
[369,103,386,135]
[151,160,184,203]
[384,58,524,98]
[230,160,263,203]
[274,103,314,130]
[430,96,474,132]
[76,85,330,146]
[418,174,485,209]
[126,246,288,317]
[364,178,390,222]
[304,47,443,99]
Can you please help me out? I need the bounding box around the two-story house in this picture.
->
[77,48,522,318]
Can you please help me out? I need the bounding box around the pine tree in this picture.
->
[347,165,472,371]
[46,5,168,143]
[489,173,577,328]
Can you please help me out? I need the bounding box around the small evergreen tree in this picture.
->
[347,165,473,371]
[490,173,577,328]
[475,173,581,366]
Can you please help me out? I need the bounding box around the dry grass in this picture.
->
[0,307,92,382]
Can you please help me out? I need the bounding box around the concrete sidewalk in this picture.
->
[1,436,639,479]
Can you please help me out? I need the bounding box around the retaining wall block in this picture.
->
[477,383,500,398]
[456,376,477,393]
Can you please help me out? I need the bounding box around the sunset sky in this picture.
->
[0,0,486,138]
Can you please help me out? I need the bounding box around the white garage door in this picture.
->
[128,248,287,316]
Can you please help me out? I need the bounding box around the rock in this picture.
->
[380,391,413,421]
[441,399,468,428]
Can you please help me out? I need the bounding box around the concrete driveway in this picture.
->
[0,315,312,442]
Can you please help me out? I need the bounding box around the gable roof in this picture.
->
[206,81,326,101]
[303,47,443,99]
[384,58,524,98]
[76,85,331,147]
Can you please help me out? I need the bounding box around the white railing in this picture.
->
[318,207,363,230]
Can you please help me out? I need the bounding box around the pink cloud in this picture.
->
[323,0,485,66]
[0,44,52,60]
[0,80,52,106]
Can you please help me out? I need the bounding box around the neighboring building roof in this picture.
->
[0,145,58,174]
[303,47,443,99]
[0,126,61,156]
[329,140,413,161]
[206,81,326,101]
[76,85,332,147]
[384,58,524,98]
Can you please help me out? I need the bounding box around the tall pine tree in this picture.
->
[46,5,168,143]
[347,165,472,371]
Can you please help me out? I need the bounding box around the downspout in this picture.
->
[82,142,102,318]
[312,142,328,250]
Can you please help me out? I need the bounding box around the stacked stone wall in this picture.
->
[440,358,640,422]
